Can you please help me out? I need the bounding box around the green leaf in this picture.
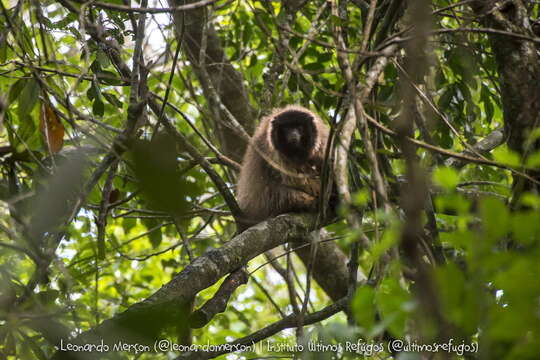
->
[481,85,494,123]
[480,197,509,242]
[353,189,369,206]
[432,166,460,190]
[17,78,40,118]
[98,70,124,85]
[130,133,194,217]
[53,13,77,29]
[493,147,521,167]
[438,85,454,110]
[23,337,48,360]
[122,217,137,234]
[370,227,398,262]
[8,78,27,104]
[143,218,163,248]
[375,277,412,338]
[103,92,123,107]
[93,98,104,117]
[525,150,540,168]
[329,15,343,26]
[352,286,376,333]
[305,62,324,71]
[96,49,110,68]
[86,83,96,101]
[249,53,258,67]
[518,193,540,209]
[242,25,253,44]
[318,53,332,63]
[17,113,38,148]
[435,263,479,335]
[37,289,60,305]
[434,193,471,215]
[511,211,540,246]
[0,34,7,63]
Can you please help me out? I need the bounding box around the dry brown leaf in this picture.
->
[40,102,64,153]
[108,189,120,203]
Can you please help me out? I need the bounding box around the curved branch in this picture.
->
[176,297,348,360]
[51,213,317,360]
[189,269,249,328]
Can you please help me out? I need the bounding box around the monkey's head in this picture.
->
[270,108,318,164]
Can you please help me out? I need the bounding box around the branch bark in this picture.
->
[176,297,348,360]
[168,0,256,161]
[166,0,352,306]
[469,1,540,200]
[189,269,249,328]
[51,213,317,360]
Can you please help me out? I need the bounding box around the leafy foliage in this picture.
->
[0,1,539,360]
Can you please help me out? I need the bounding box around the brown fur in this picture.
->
[237,105,329,227]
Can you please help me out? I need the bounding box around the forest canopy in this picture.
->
[0,0,539,359]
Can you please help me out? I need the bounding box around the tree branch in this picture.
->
[168,0,256,161]
[51,213,318,359]
[176,297,348,360]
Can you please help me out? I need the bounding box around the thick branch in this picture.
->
[293,237,349,302]
[52,214,316,360]
[469,1,540,197]
[445,128,504,168]
[168,0,255,161]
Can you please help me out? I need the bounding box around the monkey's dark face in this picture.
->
[271,110,317,163]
